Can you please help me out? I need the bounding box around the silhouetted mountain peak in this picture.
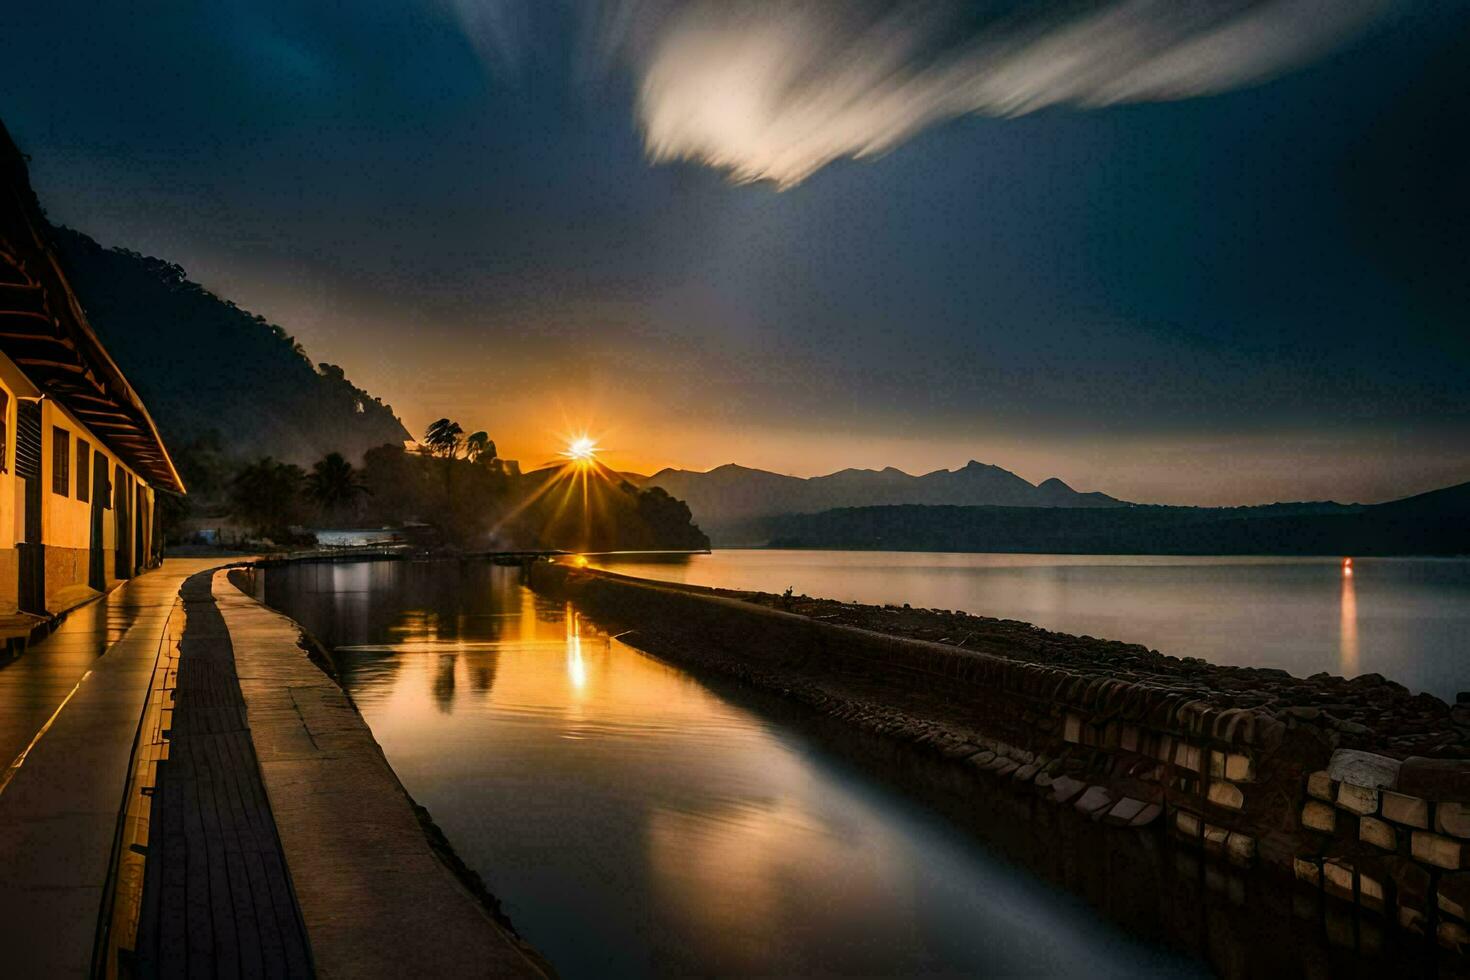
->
[646,459,1126,542]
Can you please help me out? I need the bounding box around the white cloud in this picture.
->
[608,0,1389,187]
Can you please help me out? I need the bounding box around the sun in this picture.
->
[561,436,599,464]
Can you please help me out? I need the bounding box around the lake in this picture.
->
[593,551,1470,700]
[257,559,1208,978]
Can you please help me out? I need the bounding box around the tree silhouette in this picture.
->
[306,452,370,518]
[424,418,464,458]
[228,457,307,541]
[464,430,496,463]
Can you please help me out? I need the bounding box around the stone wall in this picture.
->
[530,562,1470,958]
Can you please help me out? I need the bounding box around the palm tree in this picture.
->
[464,431,496,463]
[423,418,464,458]
[228,457,307,541]
[306,452,369,516]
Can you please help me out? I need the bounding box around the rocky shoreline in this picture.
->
[732,588,1470,759]
[530,562,1470,966]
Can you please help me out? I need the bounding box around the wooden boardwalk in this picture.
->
[133,571,313,977]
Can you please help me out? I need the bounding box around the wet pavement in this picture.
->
[0,557,546,978]
[0,585,144,780]
[0,558,231,977]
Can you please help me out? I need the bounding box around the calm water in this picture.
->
[260,560,1203,978]
[594,551,1470,700]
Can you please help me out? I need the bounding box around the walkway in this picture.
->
[215,569,547,978]
[0,558,231,977]
[132,571,313,976]
[0,558,548,978]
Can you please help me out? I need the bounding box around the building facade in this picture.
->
[0,122,184,615]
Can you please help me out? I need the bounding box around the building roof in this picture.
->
[0,121,184,494]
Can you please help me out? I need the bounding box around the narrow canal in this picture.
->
[257,559,1206,978]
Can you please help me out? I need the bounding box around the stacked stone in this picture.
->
[533,563,1470,960]
[752,593,1470,760]
[1294,749,1470,951]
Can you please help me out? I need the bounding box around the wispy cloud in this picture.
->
[591,0,1388,187]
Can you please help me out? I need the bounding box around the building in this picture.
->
[0,122,184,615]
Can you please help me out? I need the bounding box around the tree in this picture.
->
[305,452,370,520]
[423,418,464,458]
[228,458,307,542]
[464,431,496,463]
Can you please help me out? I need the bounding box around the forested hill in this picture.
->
[52,227,410,466]
[766,482,1470,556]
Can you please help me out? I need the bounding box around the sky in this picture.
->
[3,1,1467,505]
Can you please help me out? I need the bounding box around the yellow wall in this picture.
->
[0,351,161,612]
[0,353,36,554]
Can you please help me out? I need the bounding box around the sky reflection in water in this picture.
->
[595,552,1470,699]
[262,560,1202,978]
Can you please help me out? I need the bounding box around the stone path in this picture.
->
[133,571,313,977]
[215,570,549,979]
[0,559,548,978]
[0,558,231,978]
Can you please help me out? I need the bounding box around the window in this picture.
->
[77,439,91,503]
[52,428,70,496]
[0,389,8,472]
[99,454,111,509]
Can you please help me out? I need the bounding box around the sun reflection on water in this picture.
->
[1340,560,1359,677]
[566,604,588,691]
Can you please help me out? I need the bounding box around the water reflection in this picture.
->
[565,607,588,691]
[595,551,1470,699]
[1340,562,1359,678]
[260,560,1207,978]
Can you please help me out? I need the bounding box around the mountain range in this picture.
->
[643,460,1125,542]
[764,481,1470,556]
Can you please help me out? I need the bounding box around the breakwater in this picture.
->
[529,562,1470,970]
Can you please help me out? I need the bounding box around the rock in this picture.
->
[1411,832,1464,870]
[1360,816,1397,851]
[1337,781,1379,815]
[1130,803,1163,827]
[1438,802,1470,839]
[1323,860,1354,901]
[1225,832,1255,867]
[1399,757,1470,803]
[1104,797,1146,825]
[1301,801,1336,833]
[1074,785,1113,816]
[1048,775,1085,804]
[1327,749,1401,790]
[1439,921,1470,954]
[1207,781,1245,811]
[1441,873,1470,923]
[1382,790,1430,829]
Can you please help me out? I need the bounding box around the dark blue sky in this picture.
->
[4,2,1466,503]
